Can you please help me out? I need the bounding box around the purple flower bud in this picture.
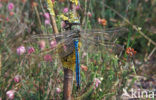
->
[16,46,26,55]
[50,40,57,49]
[0,3,3,9]
[56,87,61,93]
[6,90,16,100]
[52,0,55,3]
[82,52,87,58]
[94,78,101,89]
[27,47,35,54]
[63,8,68,13]
[44,13,50,19]
[38,40,46,50]
[14,75,20,83]
[44,54,52,62]
[61,21,66,28]
[8,3,14,11]
[76,5,80,10]
[87,12,92,17]
[45,19,50,25]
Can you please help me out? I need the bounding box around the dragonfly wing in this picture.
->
[80,36,124,56]
[80,28,127,56]
[81,27,128,41]
[26,32,77,62]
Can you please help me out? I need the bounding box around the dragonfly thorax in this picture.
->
[72,29,81,39]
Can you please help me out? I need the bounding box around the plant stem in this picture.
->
[51,16,59,34]
[63,68,73,100]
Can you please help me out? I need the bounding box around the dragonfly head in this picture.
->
[64,20,81,30]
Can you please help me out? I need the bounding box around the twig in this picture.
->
[82,0,88,27]
[147,47,156,60]
[34,6,42,28]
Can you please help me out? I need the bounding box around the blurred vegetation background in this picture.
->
[0,0,156,99]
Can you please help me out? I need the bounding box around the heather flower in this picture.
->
[94,78,101,89]
[52,0,55,3]
[6,90,16,100]
[63,45,67,52]
[44,13,50,19]
[16,46,26,55]
[56,87,61,93]
[14,75,20,83]
[82,52,87,58]
[0,3,3,8]
[38,40,46,50]
[45,19,50,25]
[44,54,52,62]
[63,8,68,13]
[50,40,57,49]
[6,17,9,22]
[87,12,92,17]
[27,47,35,54]
[61,21,66,28]
[8,3,14,11]
[76,5,80,10]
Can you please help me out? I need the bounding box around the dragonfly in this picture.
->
[27,26,128,89]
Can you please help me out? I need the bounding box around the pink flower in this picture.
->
[94,78,101,89]
[8,3,14,11]
[52,0,55,3]
[82,52,87,58]
[76,5,80,10]
[56,87,61,93]
[6,90,16,100]
[14,75,20,83]
[87,12,92,17]
[50,40,57,49]
[16,46,26,55]
[6,17,9,22]
[44,13,50,19]
[0,3,3,9]
[63,45,67,52]
[27,47,35,54]
[45,19,50,25]
[61,21,66,28]
[63,8,68,13]
[44,54,52,62]
[38,40,46,50]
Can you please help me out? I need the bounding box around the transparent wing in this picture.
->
[80,27,128,41]
[24,31,77,63]
[78,28,127,86]
[80,27,127,54]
